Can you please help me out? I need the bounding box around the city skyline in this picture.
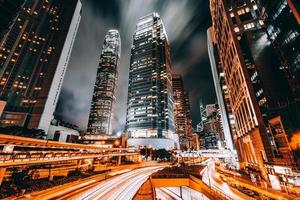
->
[0,0,299,198]
[55,0,215,133]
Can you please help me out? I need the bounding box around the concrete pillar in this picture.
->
[180,186,183,198]
[0,168,6,186]
[117,156,122,166]
[49,174,54,181]
[128,155,134,162]
[76,159,82,169]
[48,164,54,181]
[135,155,142,162]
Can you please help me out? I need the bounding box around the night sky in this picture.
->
[55,0,216,133]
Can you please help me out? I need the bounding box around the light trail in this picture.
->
[202,160,253,200]
[75,166,163,200]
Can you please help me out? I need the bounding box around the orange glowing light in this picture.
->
[290,131,300,151]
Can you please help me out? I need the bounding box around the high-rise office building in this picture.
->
[184,92,194,148]
[172,74,193,150]
[207,27,237,162]
[199,104,224,149]
[260,0,300,98]
[259,0,300,170]
[210,0,296,179]
[0,0,81,133]
[196,103,207,132]
[84,30,121,144]
[126,12,177,149]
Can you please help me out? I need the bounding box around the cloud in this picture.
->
[173,34,208,76]
[56,0,215,131]
[55,1,114,129]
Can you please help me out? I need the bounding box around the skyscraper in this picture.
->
[184,92,194,148]
[84,30,121,144]
[172,74,193,150]
[207,27,237,162]
[0,0,81,133]
[126,13,177,149]
[199,104,224,149]
[260,0,300,98]
[259,0,300,170]
[210,0,296,179]
[196,102,207,132]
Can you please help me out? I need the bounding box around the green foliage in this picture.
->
[0,126,46,139]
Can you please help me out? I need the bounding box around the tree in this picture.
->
[0,126,46,139]
[153,149,171,161]
[11,167,31,189]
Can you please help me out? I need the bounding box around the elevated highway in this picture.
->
[0,134,141,185]
[0,134,139,167]
[0,134,134,151]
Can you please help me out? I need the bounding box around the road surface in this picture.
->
[74,166,163,200]
[20,165,164,200]
[201,160,253,200]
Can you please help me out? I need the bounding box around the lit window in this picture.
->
[272,1,287,20]
[244,22,255,30]
[259,20,264,26]
[283,31,299,44]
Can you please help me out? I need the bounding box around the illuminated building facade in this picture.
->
[192,133,200,150]
[0,0,81,133]
[200,131,218,149]
[84,30,121,143]
[172,74,193,150]
[126,13,177,149]
[199,104,224,149]
[184,92,194,148]
[259,0,300,170]
[209,0,298,178]
[207,27,237,161]
[260,0,300,98]
[196,103,207,132]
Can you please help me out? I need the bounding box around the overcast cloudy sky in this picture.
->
[55,0,216,133]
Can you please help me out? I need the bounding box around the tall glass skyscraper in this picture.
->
[126,13,177,149]
[260,0,300,98]
[84,30,121,143]
[0,0,81,133]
